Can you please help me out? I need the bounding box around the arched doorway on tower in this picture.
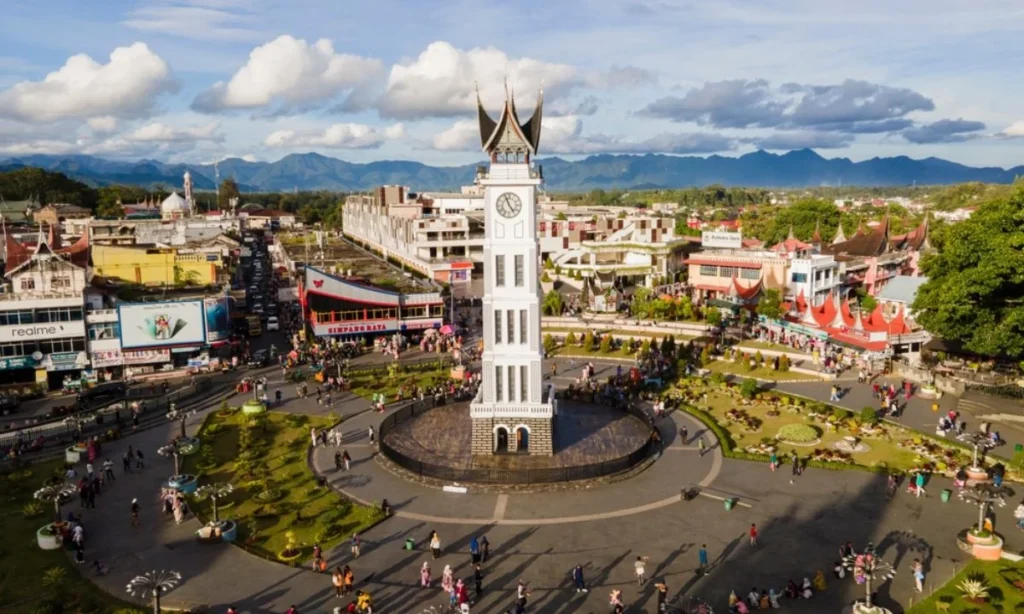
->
[515,426,530,453]
[495,427,509,453]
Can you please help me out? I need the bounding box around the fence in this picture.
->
[378,397,656,485]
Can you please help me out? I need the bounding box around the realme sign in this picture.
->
[0,321,85,343]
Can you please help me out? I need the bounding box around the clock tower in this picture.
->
[470,88,555,456]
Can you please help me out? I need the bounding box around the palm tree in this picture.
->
[126,569,182,614]
[195,483,234,524]
[35,480,77,522]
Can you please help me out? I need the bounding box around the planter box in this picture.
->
[241,401,267,415]
[65,447,83,464]
[37,524,61,550]
[166,474,199,495]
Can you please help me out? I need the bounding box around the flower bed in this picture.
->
[724,408,763,432]
[776,423,821,444]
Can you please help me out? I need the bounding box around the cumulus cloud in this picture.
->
[549,95,600,117]
[87,117,119,134]
[639,78,934,134]
[432,115,734,155]
[263,123,402,149]
[901,118,986,144]
[129,121,223,143]
[0,43,176,123]
[591,66,658,88]
[192,35,384,113]
[997,120,1024,138]
[377,41,577,119]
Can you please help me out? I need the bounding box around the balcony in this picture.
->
[86,309,118,323]
[0,290,81,301]
[470,401,554,419]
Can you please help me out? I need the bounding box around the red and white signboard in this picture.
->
[123,349,171,365]
[313,321,396,336]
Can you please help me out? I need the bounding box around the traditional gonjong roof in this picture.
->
[824,216,890,258]
[477,85,544,156]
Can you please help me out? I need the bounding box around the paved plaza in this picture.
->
[56,356,1024,614]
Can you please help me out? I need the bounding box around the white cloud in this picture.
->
[123,1,261,42]
[192,35,383,112]
[87,117,119,134]
[384,123,407,140]
[378,41,577,119]
[1000,120,1024,138]
[129,121,223,143]
[432,120,479,151]
[0,43,176,123]
[263,123,402,149]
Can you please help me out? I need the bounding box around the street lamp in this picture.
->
[34,480,77,522]
[842,542,896,614]
[126,569,182,614]
[957,431,998,472]
[157,443,183,477]
[166,406,197,440]
[194,483,234,524]
[959,483,1009,537]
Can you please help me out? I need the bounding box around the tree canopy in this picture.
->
[912,184,1024,358]
[756,288,783,320]
[0,167,97,209]
[218,178,241,210]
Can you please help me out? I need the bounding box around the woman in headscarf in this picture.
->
[813,570,827,591]
[456,578,469,605]
[419,561,431,588]
[784,580,799,599]
[801,578,813,599]
[768,589,781,609]
[441,564,454,595]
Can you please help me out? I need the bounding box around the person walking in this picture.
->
[130,498,140,528]
[103,458,115,482]
[698,544,709,575]
[634,556,648,585]
[572,564,588,593]
[654,580,668,612]
[334,451,343,472]
[480,535,490,562]
[135,449,145,470]
[342,450,351,471]
[474,563,484,596]
[912,559,924,592]
[698,438,707,457]
[749,523,758,546]
[430,530,441,559]
[122,450,132,474]
[419,561,431,588]
[680,425,688,444]
[332,567,344,598]
[368,426,375,445]
[470,536,481,564]
[914,472,926,497]
[350,533,361,558]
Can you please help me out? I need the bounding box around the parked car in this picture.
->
[266,316,279,331]
[247,350,269,368]
[0,393,20,415]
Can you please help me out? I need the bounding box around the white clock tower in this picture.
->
[470,88,555,456]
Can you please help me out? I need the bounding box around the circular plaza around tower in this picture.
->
[379,399,655,484]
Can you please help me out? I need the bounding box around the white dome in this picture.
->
[161,191,188,214]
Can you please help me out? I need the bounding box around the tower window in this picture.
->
[514,255,524,287]
[520,365,528,402]
[507,310,515,344]
[519,310,527,344]
[495,365,503,402]
[508,366,516,403]
[494,309,502,345]
[495,255,505,287]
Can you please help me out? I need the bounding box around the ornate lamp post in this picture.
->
[957,431,998,473]
[34,480,77,522]
[842,543,896,614]
[157,443,183,477]
[166,405,197,440]
[959,483,1009,536]
[195,483,234,524]
[126,569,182,614]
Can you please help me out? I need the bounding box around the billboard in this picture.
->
[118,301,207,350]
[701,230,743,249]
[204,297,231,343]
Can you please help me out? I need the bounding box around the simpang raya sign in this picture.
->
[118,300,207,350]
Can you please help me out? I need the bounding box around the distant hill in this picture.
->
[2,149,1021,192]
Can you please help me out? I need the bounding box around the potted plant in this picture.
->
[277,530,303,563]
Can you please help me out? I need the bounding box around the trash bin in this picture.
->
[1016,444,1023,453]
[941,489,952,503]
[405,538,415,550]
[724,498,735,511]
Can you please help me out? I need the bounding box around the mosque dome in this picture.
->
[161,191,188,216]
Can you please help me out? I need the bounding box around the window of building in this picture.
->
[508,366,516,403]
[41,338,84,354]
[20,278,34,291]
[740,268,760,280]
[0,341,33,357]
[88,324,120,340]
[514,255,524,287]
[699,264,718,277]
[495,255,505,286]
[507,310,515,344]
[814,271,823,282]
[791,272,808,283]
[519,310,527,344]
[494,365,503,402]
[520,365,528,402]
[52,276,71,289]
[494,309,502,344]
[718,266,738,279]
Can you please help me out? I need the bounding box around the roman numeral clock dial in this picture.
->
[495,192,522,219]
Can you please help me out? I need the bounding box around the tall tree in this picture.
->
[756,289,783,320]
[218,178,241,210]
[912,184,1024,358]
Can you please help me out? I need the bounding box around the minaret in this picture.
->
[470,87,554,456]
[183,170,195,216]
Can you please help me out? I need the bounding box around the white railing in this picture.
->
[85,309,118,323]
[470,401,554,419]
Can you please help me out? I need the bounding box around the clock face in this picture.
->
[495,192,523,219]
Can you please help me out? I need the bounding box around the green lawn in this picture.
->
[542,326,693,340]
[0,462,140,613]
[186,411,381,563]
[735,340,811,354]
[674,379,972,474]
[344,363,453,402]
[907,560,1024,614]
[706,359,824,381]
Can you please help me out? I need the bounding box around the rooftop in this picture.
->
[875,275,929,305]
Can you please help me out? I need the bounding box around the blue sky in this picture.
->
[0,0,1022,167]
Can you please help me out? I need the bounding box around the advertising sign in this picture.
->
[91,351,123,368]
[701,230,743,249]
[123,349,171,365]
[313,321,396,336]
[118,301,206,350]
[0,356,35,369]
[0,321,85,343]
[400,319,443,331]
[204,297,231,343]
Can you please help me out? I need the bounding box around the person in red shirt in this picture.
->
[749,523,758,546]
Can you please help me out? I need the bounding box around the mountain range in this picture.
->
[2,150,1022,192]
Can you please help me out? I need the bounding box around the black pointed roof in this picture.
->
[477,88,543,155]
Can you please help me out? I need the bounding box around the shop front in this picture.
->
[0,356,40,388]
[91,350,125,383]
[123,349,172,377]
[43,351,90,392]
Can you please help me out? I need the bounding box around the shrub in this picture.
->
[777,424,821,443]
[640,339,652,358]
[540,270,551,283]
[621,337,635,356]
[543,333,557,355]
[566,331,577,346]
[599,335,612,353]
[699,345,711,367]
[739,378,759,399]
[832,407,851,421]
[859,406,879,425]
[315,523,345,543]
[583,331,596,352]
[779,354,790,372]
[22,501,43,518]
[754,351,764,365]
[709,372,726,387]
